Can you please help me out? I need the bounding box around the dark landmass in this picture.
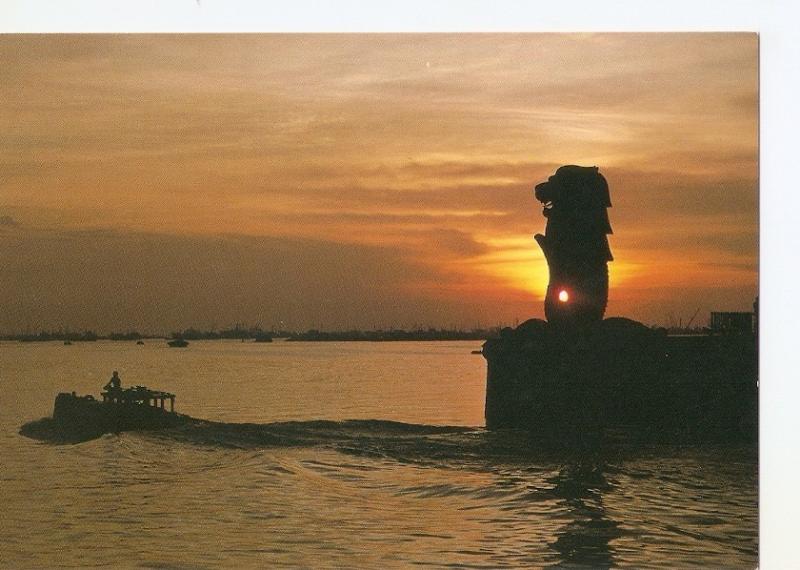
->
[2,324,715,343]
[8,330,104,342]
[1,326,288,343]
[286,328,501,342]
[169,325,283,341]
[0,327,507,342]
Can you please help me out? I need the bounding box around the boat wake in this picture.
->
[151,418,539,464]
[22,412,614,465]
[21,411,755,470]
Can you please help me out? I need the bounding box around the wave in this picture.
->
[21,413,755,470]
[158,418,487,460]
[142,417,631,468]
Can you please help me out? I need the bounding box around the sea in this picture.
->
[1,340,758,569]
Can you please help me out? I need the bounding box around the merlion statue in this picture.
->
[533,165,613,327]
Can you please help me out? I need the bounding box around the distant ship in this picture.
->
[167,338,189,348]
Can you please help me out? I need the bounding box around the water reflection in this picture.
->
[547,461,621,569]
[6,342,758,569]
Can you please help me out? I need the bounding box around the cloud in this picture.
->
[0,34,758,328]
[0,228,519,333]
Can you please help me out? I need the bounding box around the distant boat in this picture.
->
[471,349,482,354]
[64,340,72,346]
[253,334,273,343]
[136,340,145,345]
[167,339,189,348]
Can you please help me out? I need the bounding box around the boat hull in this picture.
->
[20,393,188,443]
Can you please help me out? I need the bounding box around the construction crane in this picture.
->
[685,307,701,330]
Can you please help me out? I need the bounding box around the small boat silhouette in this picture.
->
[20,386,184,442]
[167,339,189,348]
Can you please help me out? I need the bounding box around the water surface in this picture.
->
[1,340,757,568]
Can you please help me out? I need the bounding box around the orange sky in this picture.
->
[0,33,757,333]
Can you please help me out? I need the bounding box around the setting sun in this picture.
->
[0,33,757,332]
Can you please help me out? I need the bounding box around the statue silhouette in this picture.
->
[533,165,613,327]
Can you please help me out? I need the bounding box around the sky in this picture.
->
[0,33,758,333]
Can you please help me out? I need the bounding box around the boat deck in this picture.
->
[101,386,176,412]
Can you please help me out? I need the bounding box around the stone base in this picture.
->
[482,318,757,442]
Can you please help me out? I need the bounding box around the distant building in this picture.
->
[710,311,754,334]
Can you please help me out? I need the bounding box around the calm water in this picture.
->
[1,340,757,569]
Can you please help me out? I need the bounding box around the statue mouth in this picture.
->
[534,180,557,205]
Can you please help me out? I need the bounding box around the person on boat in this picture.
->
[103,371,122,394]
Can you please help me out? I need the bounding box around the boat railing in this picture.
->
[101,385,176,412]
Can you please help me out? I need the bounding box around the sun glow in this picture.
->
[0,35,758,331]
[558,289,569,303]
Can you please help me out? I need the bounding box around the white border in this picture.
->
[2,1,798,567]
[0,0,788,32]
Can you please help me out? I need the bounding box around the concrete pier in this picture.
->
[482,318,757,441]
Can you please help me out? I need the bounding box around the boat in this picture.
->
[167,338,189,348]
[19,385,186,442]
[63,340,72,345]
[136,340,145,345]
